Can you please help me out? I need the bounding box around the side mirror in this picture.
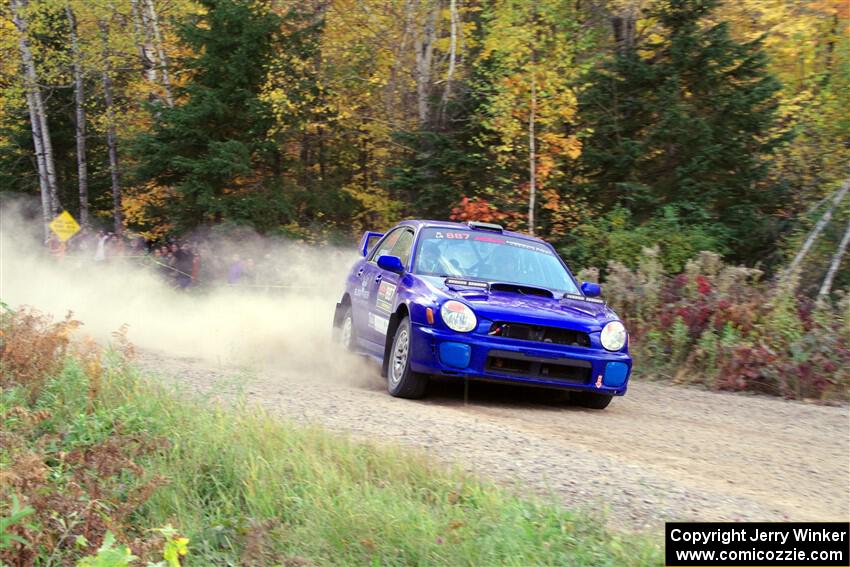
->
[358,231,384,257]
[377,255,405,274]
[581,281,601,297]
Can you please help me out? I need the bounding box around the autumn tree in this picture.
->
[468,0,588,236]
[384,0,479,221]
[717,0,850,201]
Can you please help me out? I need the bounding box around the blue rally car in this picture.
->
[332,220,631,409]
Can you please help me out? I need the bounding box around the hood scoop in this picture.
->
[489,283,554,298]
[444,277,489,290]
[562,292,605,305]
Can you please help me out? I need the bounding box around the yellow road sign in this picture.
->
[49,210,81,242]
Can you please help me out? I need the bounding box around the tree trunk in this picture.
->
[66,6,89,228]
[611,3,637,54]
[145,0,174,106]
[439,0,459,124]
[820,12,838,88]
[11,0,61,219]
[24,89,52,241]
[786,180,849,278]
[131,0,156,83]
[817,217,850,300]
[100,20,123,234]
[414,2,438,127]
[528,71,537,236]
[388,0,415,122]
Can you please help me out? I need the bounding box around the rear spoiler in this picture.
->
[358,231,384,257]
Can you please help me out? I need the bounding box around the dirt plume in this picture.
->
[0,198,372,381]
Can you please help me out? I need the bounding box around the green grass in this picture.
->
[9,355,663,566]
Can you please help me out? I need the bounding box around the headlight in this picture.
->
[600,321,627,351]
[440,300,477,332]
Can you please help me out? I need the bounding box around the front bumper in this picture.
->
[408,323,631,395]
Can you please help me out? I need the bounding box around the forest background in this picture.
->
[2,0,848,280]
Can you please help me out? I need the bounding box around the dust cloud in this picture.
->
[0,197,375,383]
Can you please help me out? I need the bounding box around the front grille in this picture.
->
[488,322,590,348]
[485,350,591,384]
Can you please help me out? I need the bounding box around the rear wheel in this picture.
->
[572,391,613,410]
[338,306,356,351]
[387,317,428,399]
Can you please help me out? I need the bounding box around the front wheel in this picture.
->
[387,317,428,399]
[572,391,613,410]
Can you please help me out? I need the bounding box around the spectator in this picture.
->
[130,236,146,256]
[244,258,256,285]
[47,233,65,260]
[191,243,202,285]
[106,233,124,259]
[156,246,172,279]
[93,230,108,262]
[227,254,243,285]
[175,243,194,289]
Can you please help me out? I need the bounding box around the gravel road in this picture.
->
[139,351,849,532]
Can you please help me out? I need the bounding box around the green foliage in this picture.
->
[0,496,35,551]
[693,326,719,378]
[560,207,723,273]
[387,129,482,219]
[76,532,137,567]
[578,0,787,262]
[669,316,692,368]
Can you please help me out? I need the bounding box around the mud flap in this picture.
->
[381,310,405,377]
[332,302,345,329]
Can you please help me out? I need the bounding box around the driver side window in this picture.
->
[390,230,415,267]
[369,229,403,263]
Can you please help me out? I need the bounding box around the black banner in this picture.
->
[666,522,849,566]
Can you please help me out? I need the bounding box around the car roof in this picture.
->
[397,219,547,245]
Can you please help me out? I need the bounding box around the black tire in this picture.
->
[572,391,613,410]
[337,305,356,352]
[387,317,428,399]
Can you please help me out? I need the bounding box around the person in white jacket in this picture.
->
[93,230,109,262]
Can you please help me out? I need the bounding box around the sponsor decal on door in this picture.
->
[368,312,390,334]
[376,281,397,313]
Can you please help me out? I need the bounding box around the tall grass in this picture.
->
[112,366,660,566]
[1,307,662,566]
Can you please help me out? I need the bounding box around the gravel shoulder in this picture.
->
[138,351,850,532]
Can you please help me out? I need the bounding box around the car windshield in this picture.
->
[413,228,579,294]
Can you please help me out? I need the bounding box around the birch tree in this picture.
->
[66,5,89,227]
[23,89,52,240]
[438,0,459,123]
[11,0,61,228]
[413,0,439,127]
[786,181,850,278]
[130,0,157,83]
[145,0,174,106]
[818,217,850,300]
[100,16,123,234]
[474,0,585,235]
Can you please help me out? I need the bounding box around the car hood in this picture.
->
[419,276,617,331]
